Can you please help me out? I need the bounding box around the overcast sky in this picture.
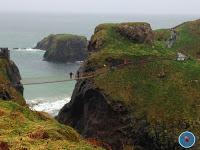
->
[0,0,199,14]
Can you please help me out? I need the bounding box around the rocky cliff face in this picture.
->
[35,34,88,63]
[57,20,200,150]
[88,23,154,52]
[6,60,24,95]
[57,79,136,150]
[0,57,25,105]
[117,23,154,44]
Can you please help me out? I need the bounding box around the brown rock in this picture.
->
[0,141,9,150]
[28,129,49,139]
[117,23,154,44]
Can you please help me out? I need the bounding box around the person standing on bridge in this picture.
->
[77,71,80,79]
[69,72,74,79]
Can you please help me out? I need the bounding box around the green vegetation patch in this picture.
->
[0,100,102,150]
[172,19,200,57]
[87,20,200,146]
[94,59,200,146]
[88,23,176,68]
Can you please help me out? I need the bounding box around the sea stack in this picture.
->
[35,34,88,63]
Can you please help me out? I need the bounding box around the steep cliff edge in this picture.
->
[0,56,25,105]
[57,79,135,150]
[6,60,24,95]
[35,34,88,62]
[57,20,200,150]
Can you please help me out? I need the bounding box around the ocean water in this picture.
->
[1,13,199,116]
[10,49,80,116]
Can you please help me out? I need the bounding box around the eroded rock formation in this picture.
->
[35,34,88,63]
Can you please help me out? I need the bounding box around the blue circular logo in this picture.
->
[178,131,196,149]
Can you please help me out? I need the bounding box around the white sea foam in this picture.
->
[27,97,70,116]
[75,61,84,64]
[12,48,44,52]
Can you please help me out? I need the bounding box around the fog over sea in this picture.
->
[0,13,199,116]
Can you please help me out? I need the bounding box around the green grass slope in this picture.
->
[0,100,102,150]
[86,19,200,148]
[173,19,200,57]
[88,23,175,68]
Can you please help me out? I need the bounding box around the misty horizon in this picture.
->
[0,0,200,15]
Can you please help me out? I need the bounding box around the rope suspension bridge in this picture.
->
[0,32,182,86]
[0,56,183,87]
[20,57,180,86]
[21,65,111,85]
[22,76,93,85]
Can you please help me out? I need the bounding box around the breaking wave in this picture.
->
[12,48,45,52]
[27,96,70,116]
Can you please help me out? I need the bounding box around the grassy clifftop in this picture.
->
[36,34,87,49]
[86,19,200,148]
[89,19,200,64]
[87,22,175,68]
[172,19,200,57]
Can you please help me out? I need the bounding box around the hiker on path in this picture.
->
[69,72,74,79]
[77,71,80,79]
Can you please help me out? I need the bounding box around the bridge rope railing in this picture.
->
[21,66,108,85]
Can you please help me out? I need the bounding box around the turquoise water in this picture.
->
[10,49,80,115]
[1,13,199,115]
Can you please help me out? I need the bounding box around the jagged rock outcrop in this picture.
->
[6,60,24,95]
[117,23,154,44]
[0,54,25,105]
[88,25,107,52]
[35,34,88,63]
[57,79,135,150]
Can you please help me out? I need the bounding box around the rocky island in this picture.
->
[57,20,200,150]
[35,34,88,63]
